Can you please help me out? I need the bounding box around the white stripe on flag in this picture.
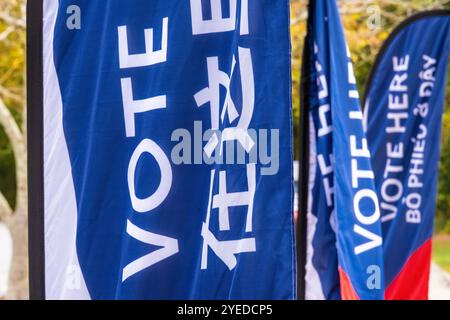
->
[43,0,90,300]
[304,115,326,300]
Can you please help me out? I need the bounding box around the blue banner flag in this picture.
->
[364,11,450,300]
[40,0,295,299]
[303,0,384,300]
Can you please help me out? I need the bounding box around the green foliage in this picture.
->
[436,110,450,233]
[432,235,450,273]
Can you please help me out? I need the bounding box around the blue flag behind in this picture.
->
[304,0,384,300]
[364,11,450,299]
[42,0,295,299]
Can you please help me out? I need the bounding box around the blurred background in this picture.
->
[0,0,449,299]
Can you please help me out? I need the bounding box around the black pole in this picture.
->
[296,0,313,301]
[27,0,45,300]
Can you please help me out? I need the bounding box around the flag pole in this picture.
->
[27,0,46,300]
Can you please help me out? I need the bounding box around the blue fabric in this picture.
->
[51,0,295,299]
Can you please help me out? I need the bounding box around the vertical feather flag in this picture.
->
[302,0,384,300]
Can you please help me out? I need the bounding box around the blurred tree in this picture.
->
[0,0,27,299]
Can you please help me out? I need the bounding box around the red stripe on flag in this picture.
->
[338,267,360,300]
[386,239,432,300]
